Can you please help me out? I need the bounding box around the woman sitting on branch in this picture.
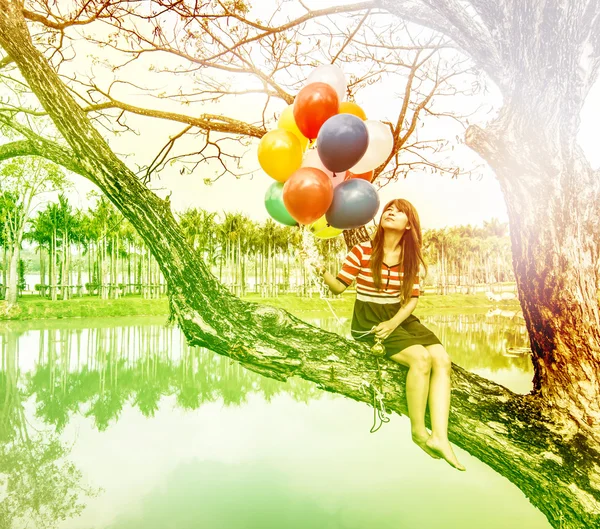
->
[314,199,465,471]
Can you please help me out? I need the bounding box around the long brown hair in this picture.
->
[370,199,427,304]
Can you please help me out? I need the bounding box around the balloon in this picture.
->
[326,178,380,229]
[257,129,303,182]
[339,101,367,120]
[283,167,334,225]
[317,114,369,173]
[305,64,347,103]
[264,182,298,226]
[277,105,309,151]
[345,169,374,182]
[301,149,333,177]
[309,215,343,239]
[349,120,394,174]
[302,149,347,189]
[293,82,339,140]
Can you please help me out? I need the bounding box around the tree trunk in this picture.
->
[1,4,600,528]
[62,231,69,301]
[343,225,370,250]
[50,228,57,301]
[77,243,82,297]
[2,246,7,298]
[39,247,46,292]
[5,246,19,306]
[466,113,600,428]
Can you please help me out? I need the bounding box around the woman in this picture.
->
[314,199,465,471]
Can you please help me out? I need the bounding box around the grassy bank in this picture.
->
[2,291,520,322]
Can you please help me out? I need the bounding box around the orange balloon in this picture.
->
[345,169,374,182]
[293,82,339,141]
[339,101,367,120]
[283,167,334,225]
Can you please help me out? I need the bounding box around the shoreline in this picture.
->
[0,292,521,322]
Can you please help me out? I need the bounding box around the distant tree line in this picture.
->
[2,193,514,303]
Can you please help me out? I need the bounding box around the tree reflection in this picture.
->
[0,330,97,529]
[14,314,531,434]
[23,325,323,431]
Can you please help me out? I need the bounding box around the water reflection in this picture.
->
[0,312,547,529]
[23,326,322,432]
[311,310,533,393]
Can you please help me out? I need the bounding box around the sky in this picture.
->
[11,1,600,230]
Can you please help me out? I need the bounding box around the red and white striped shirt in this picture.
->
[336,241,420,304]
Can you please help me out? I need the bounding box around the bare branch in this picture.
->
[84,96,265,138]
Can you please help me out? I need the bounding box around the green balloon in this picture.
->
[264,182,298,226]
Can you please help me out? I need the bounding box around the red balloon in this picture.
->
[345,169,374,182]
[293,83,339,141]
[283,167,334,225]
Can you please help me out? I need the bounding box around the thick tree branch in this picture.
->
[0,138,84,175]
[377,0,504,82]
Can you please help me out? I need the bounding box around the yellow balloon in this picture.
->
[258,129,303,182]
[309,215,344,239]
[339,101,367,121]
[277,105,309,151]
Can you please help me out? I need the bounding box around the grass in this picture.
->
[1,290,520,322]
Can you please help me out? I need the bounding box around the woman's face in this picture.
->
[381,203,410,232]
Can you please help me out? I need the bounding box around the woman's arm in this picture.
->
[374,297,419,339]
[389,297,418,326]
[316,265,348,295]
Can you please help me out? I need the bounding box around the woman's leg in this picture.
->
[424,344,465,471]
[388,345,439,459]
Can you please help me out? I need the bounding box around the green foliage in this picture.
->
[0,436,93,528]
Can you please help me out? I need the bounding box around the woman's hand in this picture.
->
[373,320,399,340]
[299,251,326,276]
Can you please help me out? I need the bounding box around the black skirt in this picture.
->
[351,299,441,357]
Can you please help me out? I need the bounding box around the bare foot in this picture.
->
[411,432,441,460]
[426,437,466,471]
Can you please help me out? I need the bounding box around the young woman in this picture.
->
[314,199,465,471]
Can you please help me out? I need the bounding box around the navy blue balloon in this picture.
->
[317,114,369,173]
[326,178,380,229]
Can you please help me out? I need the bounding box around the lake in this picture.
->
[0,309,551,529]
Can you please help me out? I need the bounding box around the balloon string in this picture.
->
[301,226,343,325]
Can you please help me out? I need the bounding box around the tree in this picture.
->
[0,2,599,528]
[0,158,67,305]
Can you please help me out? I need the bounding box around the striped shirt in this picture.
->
[336,241,420,304]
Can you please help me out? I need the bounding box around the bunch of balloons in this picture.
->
[260,64,394,238]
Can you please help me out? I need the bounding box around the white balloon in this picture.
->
[350,120,394,174]
[305,64,347,103]
[302,148,348,188]
[301,149,334,178]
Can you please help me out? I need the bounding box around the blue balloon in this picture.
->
[264,182,298,226]
[325,179,380,229]
[317,114,369,173]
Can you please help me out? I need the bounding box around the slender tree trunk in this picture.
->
[2,245,7,299]
[62,231,69,300]
[6,245,19,306]
[50,228,57,301]
[77,243,82,297]
[39,247,46,293]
